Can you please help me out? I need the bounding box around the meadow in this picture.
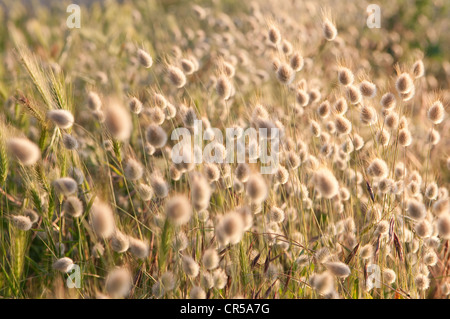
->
[0,0,449,299]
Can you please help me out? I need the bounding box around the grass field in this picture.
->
[0,0,449,299]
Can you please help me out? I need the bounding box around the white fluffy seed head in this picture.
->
[137,49,153,68]
[246,173,268,204]
[63,196,83,218]
[7,137,41,166]
[382,268,396,284]
[324,262,351,278]
[52,257,74,273]
[105,102,132,141]
[346,85,362,104]
[167,65,186,88]
[415,274,430,291]
[23,209,38,224]
[359,80,376,98]
[190,286,206,299]
[395,73,414,95]
[124,158,143,181]
[53,177,78,196]
[202,249,219,270]
[412,60,425,78]
[87,91,102,111]
[217,211,245,245]
[312,168,339,199]
[322,18,337,41]
[338,67,354,86]
[437,214,450,239]
[128,237,149,259]
[146,125,167,148]
[111,230,130,253]
[105,267,132,298]
[380,92,396,109]
[367,158,388,179]
[427,101,445,124]
[165,195,192,226]
[182,255,199,277]
[406,199,427,221]
[47,109,74,129]
[128,97,143,114]
[90,200,115,239]
[150,171,169,198]
[12,215,32,231]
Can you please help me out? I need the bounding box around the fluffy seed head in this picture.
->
[129,97,143,114]
[105,102,132,141]
[359,80,377,98]
[63,196,83,218]
[437,214,450,239]
[216,211,245,245]
[346,85,362,104]
[412,60,425,78]
[338,67,354,86]
[167,65,186,88]
[216,74,232,100]
[235,163,250,183]
[268,25,281,45]
[180,58,195,74]
[202,249,219,270]
[190,286,206,299]
[165,195,192,226]
[360,244,373,259]
[334,115,352,135]
[360,105,378,125]
[23,209,39,224]
[296,89,309,106]
[383,269,396,284]
[312,168,339,199]
[7,137,41,165]
[146,125,167,148]
[324,262,351,278]
[415,220,432,238]
[322,18,337,41]
[150,172,169,198]
[124,159,143,181]
[62,134,78,150]
[384,112,399,129]
[333,97,348,115]
[12,215,32,231]
[191,173,212,212]
[53,177,78,196]
[425,183,439,200]
[90,200,115,239]
[246,173,268,204]
[128,237,149,259]
[427,101,445,124]
[380,93,396,109]
[52,257,74,273]
[136,183,153,201]
[415,274,430,290]
[110,231,129,253]
[395,73,414,94]
[290,52,304,72]
[367,158,388,179]
[87,91,102,111]
[407,199,427,221]
[137,49,153,68]
[105,267,132,298]
[182,255,199,277]
[398,128,412,147]
[276,63,294,85]
[47,109,74,129]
